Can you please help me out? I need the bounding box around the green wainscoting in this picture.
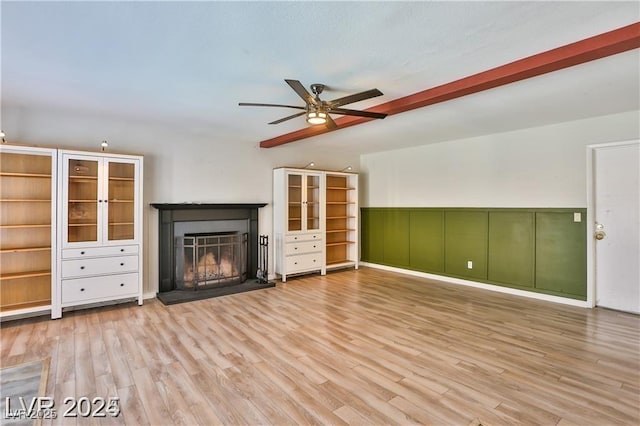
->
[360,207,587,300]
[409,210,444,272]
[360,209,384,264]
[445,211,488,280]
[488,211,535,288]
[383,209,411,267]
[535,212,587,298]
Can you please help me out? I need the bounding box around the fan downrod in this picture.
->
[310,84,325,96]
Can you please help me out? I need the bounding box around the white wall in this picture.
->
[360,111,640,208]
[2,106,360,293]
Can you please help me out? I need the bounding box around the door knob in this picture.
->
[595,230,606,240]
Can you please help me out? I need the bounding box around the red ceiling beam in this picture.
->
[260,22,640,148]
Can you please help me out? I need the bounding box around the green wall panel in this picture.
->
[360,207,586,300]
[409,209,444,272]
[383,209,410,267]
[444,211,488,280]
[360,209,384,263]
[535,212,587,297]
[488,211,534,287]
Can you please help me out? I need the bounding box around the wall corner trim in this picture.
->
[360,262,592,308]
[143,292,157,300]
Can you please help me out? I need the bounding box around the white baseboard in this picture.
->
[360,262,591,308]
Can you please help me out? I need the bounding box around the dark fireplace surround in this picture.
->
[151,203,268,304]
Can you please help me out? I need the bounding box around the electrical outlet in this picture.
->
[573,212,582,222]
[467,260,473,269]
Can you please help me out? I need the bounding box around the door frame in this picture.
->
[586,139,640,309]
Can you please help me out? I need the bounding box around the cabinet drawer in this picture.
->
[285,233,322,243]
[62,245,138,259]
[62,256,139,278]
[285,240,322,255]
[61,273,139,304]
[286,253,322,272]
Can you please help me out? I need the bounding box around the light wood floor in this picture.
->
[1,267,639,425]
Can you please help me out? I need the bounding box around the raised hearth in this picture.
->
[151,203,270,304]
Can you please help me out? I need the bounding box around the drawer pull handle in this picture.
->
[313,245,316,248]
[294,247,298,250]
[80,266,85,270]
[120,263,125,266]
[120,283,124,287]
[294,262,298,265]
[80,251,85,255]
[120,248,124,252]
[80,288,85,292]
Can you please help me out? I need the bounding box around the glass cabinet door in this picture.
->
[306,174,320,231]
[287,171,322,233]
[67,159,99,243]
[287,173,303,232]
[106,161,136,241]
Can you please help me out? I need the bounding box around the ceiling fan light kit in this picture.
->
[239,79,387,129]
[306,110,327,125]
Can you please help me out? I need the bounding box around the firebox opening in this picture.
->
[176,231,248,290]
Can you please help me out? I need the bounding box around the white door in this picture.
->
[593,141,640,313]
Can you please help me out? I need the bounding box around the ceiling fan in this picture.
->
[239,79,387,129]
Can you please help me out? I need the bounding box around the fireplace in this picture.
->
[178,232,247,289]
[151,203,269,304]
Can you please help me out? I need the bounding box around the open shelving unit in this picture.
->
[0,146,56,316]
[325,173,359,269]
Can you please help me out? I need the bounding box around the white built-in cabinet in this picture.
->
[273,168,358,282]
[0,145,144,320]
[54,150,143,318]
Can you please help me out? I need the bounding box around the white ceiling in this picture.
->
[2,1,639,154]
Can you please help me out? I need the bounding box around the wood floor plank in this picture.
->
[252,361,329,425]
[130,367,170,426]
[101,327,133,390]
[155,370,201,426]
[73,331,95,397]
[111,319,147,373]
[438,388,516,426]
[116,384,149,426]
[52,380,77,426]
[389,394,457,425]
[333,404,374,425]
[1,267,638,425]
[54,327,75,386]
[353,363,473,424]
[7,321,32,359]
[90,374,121,426]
